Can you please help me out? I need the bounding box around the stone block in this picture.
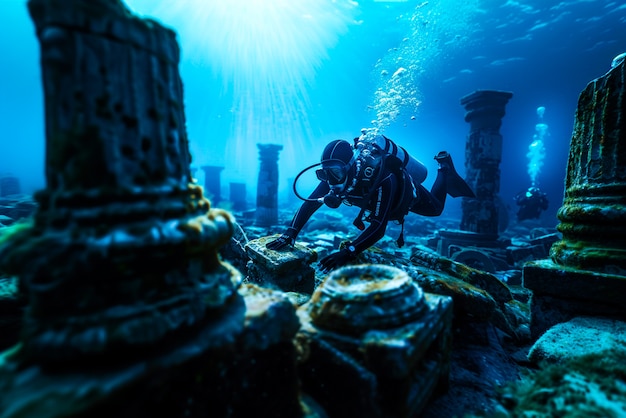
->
[0,285,305,417]
[524,260,626,306]
[524,260,626,338]
[245,235,317,293]
[297,264,453,418]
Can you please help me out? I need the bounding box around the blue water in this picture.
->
[1,0,624,224]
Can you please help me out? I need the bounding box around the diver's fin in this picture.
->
[446,171,476,198]
[434,151,476,198]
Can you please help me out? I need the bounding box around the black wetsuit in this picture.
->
[288,166,448,255]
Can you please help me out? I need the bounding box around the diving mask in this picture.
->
[315,161,348,185]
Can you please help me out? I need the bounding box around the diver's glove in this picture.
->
[266,227,298,251]
[319,247,356,273]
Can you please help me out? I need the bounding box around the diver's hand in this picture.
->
[266,228,298,251]
[319,248,356,273]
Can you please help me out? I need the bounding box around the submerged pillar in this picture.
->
[459,90,513,236]
[255,143,283,227]
[7,0,239,361]
[0,0,252,415]
[550,63,626,274]
[201,165,224,205]
[523,57,626,338]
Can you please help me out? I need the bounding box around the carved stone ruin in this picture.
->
[255,143,283,227]
[430,91,513,270]
[460,90,513,236]
[0,1,301,416]
[245,235,317,294]
[297,264,453,418]
[523,58,626,338]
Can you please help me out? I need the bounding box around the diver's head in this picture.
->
[316,140,356,194]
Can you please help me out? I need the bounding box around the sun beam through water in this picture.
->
[127,0,357,182]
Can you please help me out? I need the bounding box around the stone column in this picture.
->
[229,181,247,211]
[0,0,247,415]
[201,165,224,205]
[255,143,283,227]
[459,90,513,236]
[8,0,241,362]
[550,60,626,274]
[523,58,626,338]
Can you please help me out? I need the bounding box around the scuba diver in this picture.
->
[266,132,475,273]
[515,186,549,222]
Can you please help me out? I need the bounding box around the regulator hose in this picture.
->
[292,162,323,202]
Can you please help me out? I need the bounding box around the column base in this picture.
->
[523,259,626,338]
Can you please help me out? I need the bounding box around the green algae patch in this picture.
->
[497,350,626,417]
[0,218,34,247]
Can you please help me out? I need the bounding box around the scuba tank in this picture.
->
[355,133,427,186]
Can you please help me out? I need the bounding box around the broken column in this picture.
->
[200,165,224,205]
[523,58,626,338]
[459,90,513,236]
[1,0,237,378]
[297,264,453,418]
[255,143,283,227]
[0,1,302,416]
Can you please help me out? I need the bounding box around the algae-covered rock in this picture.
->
[409,248,529,341]
[410,248,513,304]
[414,269,496,321]
[498,349,626,417]
[528,316,626,364]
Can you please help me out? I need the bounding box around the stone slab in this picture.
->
[527,293,625,340]
[245,235,317,274]
[523,259,626,308]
